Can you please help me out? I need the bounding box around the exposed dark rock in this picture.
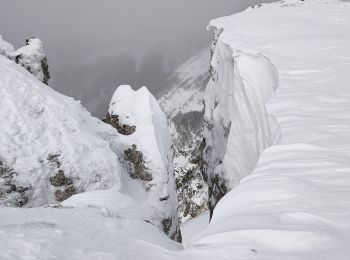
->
[55,186,76,202]
[124,144,153,181]
[159,195,170,201]
[47,153,61,168]
[50,170,73,187]
[208,174,228,220]
[162,218,172,236]
[103,113,136,135]
[0,161,15,179]
[0,160,30,207]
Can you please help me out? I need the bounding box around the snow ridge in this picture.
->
[203,29,279,217]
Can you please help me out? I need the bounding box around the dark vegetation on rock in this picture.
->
[124,144,153,181]
[50,170,73,187]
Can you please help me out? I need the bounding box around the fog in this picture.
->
[0,0,275,117]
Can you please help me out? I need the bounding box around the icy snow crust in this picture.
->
[1,0,350,259]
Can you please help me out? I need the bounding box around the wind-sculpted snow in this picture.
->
[203,37,278,217]
[106,85,181,241]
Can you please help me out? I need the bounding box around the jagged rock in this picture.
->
[103,113,136,135]
[55,186,76,202]
[106,85,181,241]
[50,170,73,187]
[47,154,61,168]
[124,144,152,181]
[10,37,50,85]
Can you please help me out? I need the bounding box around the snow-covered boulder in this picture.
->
[0,35,14,58]
[10,37,50,85]
[105,85,181,241]
[202,26,279,218]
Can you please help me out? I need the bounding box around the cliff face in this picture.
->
[158,48,210,222]
[202,30,279,218]
[105,85,181,241]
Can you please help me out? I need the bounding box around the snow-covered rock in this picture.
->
[158,48,210,222]
[104,85,181,241]
[10,37,50,85]
[0,35,14,58]
[0,53,122,207]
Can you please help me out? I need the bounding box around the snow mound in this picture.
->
[107,85,181,241]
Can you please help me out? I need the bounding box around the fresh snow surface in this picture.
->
[180,211,209,246]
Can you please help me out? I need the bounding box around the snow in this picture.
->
[0,35,14,57]
[10,38,50,84]
[180,212,209,247]
[1,0,350,259]
[108,85,180,238]
[189,0,350,259]
[0,54,123,207]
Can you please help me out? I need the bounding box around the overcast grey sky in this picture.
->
[0,0,274,117]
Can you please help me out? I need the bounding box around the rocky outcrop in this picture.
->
[103,113,136,135]
[106,85,181,241]
[0,160,29,207]
[158,48,211,223]
[10,37,50,85]
[124,144,152,181]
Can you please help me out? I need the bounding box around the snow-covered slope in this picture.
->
[0,38,179,240]
[0,53,122,207]
[158,48,210,222]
